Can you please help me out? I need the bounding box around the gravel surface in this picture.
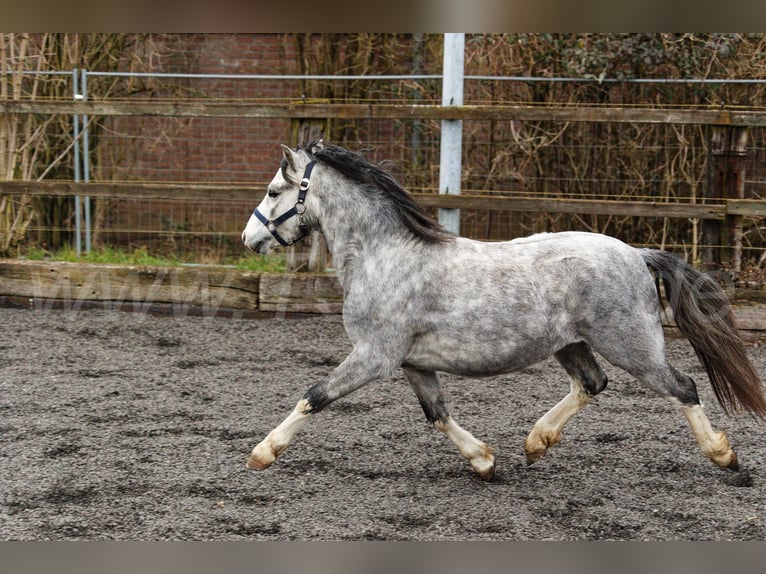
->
[2,307,766,540]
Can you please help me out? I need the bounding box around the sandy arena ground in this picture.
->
[2,307,765,540]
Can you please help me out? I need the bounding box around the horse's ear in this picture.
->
[280,144,297,172]
[310,139,324,154]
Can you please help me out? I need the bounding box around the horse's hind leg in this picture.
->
[525,342,608,465]
[683,403,739,470]
[640,365,739,470]
[404,368,495,481]
[596,324,739,470]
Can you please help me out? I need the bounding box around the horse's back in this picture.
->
[506,231,637,259]
[499,231,660,325]
[454,231,647,282]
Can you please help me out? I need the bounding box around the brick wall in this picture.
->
[101,34,301,185]
[97,35,304,244]
[95,34,441,247]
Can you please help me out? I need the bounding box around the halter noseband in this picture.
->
[253,160,316,247]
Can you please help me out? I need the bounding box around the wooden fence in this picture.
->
[3,100,766,267]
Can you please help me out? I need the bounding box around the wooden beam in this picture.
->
[0,260,260,311]
[3,99,766,126]
[414,194,727,220]
[1,180,741,220]
[0,180,259,202]
[725,199,766,217]
[259,272,343,313]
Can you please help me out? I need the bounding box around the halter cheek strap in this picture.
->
[253,160,315,247]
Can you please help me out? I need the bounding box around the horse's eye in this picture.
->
[267,189,280,198]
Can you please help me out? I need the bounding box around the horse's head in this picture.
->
[242,143,320,254]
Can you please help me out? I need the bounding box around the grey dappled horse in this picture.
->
[241,140,766,481]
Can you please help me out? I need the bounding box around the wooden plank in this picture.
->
[259,272,343,313]
[3,99,766,126]
[0,260,260,311]
[415,194,727,220]
[731,306,766,332]
[0,181,732,220]
[0,180,258,202]
[725,199,766,217]
[645,303,766,342]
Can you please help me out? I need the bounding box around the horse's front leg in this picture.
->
[247,345,394,471]
[246,398,311,470]
[404,368,495,481]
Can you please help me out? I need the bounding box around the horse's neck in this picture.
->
[320,225,389,284]
[318,203,412,287]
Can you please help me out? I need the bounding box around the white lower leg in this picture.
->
[435,417,495,480]
[682,404,739,470]
[525,382,590,464]
[247,399,312,470]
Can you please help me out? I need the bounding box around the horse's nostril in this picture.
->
[241,231,247,244]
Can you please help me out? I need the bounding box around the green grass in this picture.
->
[21,245,286,273]
[227,253,286,272]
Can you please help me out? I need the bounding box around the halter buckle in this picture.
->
[299,177,311,191]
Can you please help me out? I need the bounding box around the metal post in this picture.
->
[438,33,464,235]
[81,69,91,253]
[72,68,82,256]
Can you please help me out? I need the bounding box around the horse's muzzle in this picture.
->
[242,232,271,255]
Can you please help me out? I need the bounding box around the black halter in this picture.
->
[253,160,315,247]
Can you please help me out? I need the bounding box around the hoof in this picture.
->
[525,449,546,466]
[478,465,495,482]
[246,442,278,470]
[468,444,495,481]
[524,427,560,466]
[245,454,272,471]
[471,455,496,481]
[708,442,739,471]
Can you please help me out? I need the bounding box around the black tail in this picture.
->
[642,249,766,417]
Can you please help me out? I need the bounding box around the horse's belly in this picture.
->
[403,331,555,377]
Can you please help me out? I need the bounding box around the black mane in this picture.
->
[304,141,455,244]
